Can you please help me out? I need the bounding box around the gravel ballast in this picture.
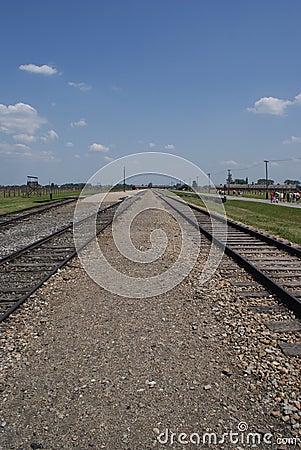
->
[0,190,300,449]
[0,203,77,258]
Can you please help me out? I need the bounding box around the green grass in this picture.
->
[171,191,301,245]
[225,200,301,244]
[228,192,266,199]
[0,191,80,215]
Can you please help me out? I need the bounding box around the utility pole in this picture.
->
[264,160,269,199]
[207,173,211,193]
[123,166,126,192]
[227,169,231,195]
[49,180,53,201]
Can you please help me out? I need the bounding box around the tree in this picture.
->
[226,172,233,183]
[234,178,247,184]
[284,179,300,186]
[257,178,274,185]
[192,180,198,189]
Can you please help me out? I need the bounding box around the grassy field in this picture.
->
[228,192,266,199]
[225,200,301,244]
[0,191,81,215]
[172,192,301,245]
[0,187,126,215]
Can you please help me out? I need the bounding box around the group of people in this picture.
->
[270,191,300,203]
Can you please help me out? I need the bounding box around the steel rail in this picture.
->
[0,201,121,323]
[157,191,301,318]
[164,191,301,258]
[0,201,120,266]
[191,204,301,259]
[0,197,78,228]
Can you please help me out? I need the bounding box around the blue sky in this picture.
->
[1,0,301,186]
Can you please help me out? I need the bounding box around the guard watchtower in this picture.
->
[26,176,39,196]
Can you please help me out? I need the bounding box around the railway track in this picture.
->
[0,197,77,228]
[0,201,122,323]
[2,188,301,356]
[157,191,301,322]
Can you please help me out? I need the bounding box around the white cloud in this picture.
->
[14,144,32,157]
[164,144,175,150]
[89,143,110,152]
[294,93,301,104]
[148,142,156,148]
[70,118,87,127]
[270,161,279,167]
[283,135,301,144]
[0,103,47,134]
[104,155,114,162]
[38,150,57,161]
[248,91,301,116]
[13,129,58,144]
[68,82,92,92]
[13,133,37,143]
[0,142,32,157]
[48,129,59,140]
[19,64,57,75]
[40,129,59,142]
[221,160,239,166]
[247,96,292,116]
[0,141,57,161]
[74,154,81,159]
[15,143,31,150]
[65,141,74,147]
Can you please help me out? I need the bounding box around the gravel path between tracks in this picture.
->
[0,191,300,449]
[0,191,136,259]
[0,203,77,258]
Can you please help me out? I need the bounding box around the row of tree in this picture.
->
[255,179,300,186]
[229,178,300,186]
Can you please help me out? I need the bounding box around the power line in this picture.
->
[270,157,301,162]
[210,156,301,176]
[210,161,262,176]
